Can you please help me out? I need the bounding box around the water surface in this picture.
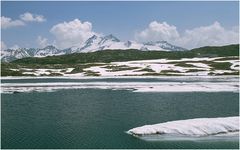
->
[1,77,239,149]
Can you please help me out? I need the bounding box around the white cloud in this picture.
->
[36,36,49,48]
[135,21,179,42]
[175,22,239,49]
[10,45,20,50]
[1,41,7,50]
[1,12,46,29]
[1,41,21,51]
[135,21,239,49]
[20,12,46,22]
[1,16,25,29]
[50,19,97,49]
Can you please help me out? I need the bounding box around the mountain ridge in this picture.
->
[11,44,239,65]
[1,34,187,62]
[1,44,238,76]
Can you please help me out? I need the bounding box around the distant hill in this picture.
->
[12,44,239,65]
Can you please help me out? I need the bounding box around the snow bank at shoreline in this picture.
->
[1,80,238,94]
[127,116,239,138]
[1,75,239,80]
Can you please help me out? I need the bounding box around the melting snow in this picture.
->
[127,116,239,137]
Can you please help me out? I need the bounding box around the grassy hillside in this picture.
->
[1,44,239,76]
[11,44,239,65]
[191,44,239,57]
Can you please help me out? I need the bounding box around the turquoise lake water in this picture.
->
[1,77,239,149]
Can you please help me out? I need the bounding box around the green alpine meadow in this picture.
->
[2,44,239,76]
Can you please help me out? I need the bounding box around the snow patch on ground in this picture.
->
[5,57,239,77]
[213,70,235,74]
[186,63,211,69]
[84,66,148,76]
[214,60,239,71]
[14,68,75,76]
[149,64,184,73]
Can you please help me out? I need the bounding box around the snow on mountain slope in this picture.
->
[1,48,32,62]
[1,34,187,62]
[34,45,64,57]
[1,46,64,61]
[77,34,129,52]
[77,34,186,52]
[143,41,187,51]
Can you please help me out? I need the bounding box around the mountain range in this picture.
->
[1,34,187,62]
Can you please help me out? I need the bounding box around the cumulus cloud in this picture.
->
[1,16,25,29]
[1,41,7,50]
[135,21,179,42]
[20,12,46,22]
[50,19,97,49]
[1,12,46,29]
[175,22,239,49]
[36,36,49,48]
[135,21,239,49]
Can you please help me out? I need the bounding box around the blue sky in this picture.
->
[1,1,239,49]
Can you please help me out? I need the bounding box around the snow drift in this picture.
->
[127,116,239,138]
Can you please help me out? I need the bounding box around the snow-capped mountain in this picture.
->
[1,46,64,62]
[78,34,132,52]
[73,34,186,52]
[34,45,63,57]
[1,34,187,62]
[1,48,32,62]
[143,41,187,51]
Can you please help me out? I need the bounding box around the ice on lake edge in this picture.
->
[127,116,239,141]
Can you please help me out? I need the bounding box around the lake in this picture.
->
[1,76,239,149]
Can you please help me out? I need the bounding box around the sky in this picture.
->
[1,1,239,50]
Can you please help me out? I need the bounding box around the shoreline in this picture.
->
[1,75,239,80]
